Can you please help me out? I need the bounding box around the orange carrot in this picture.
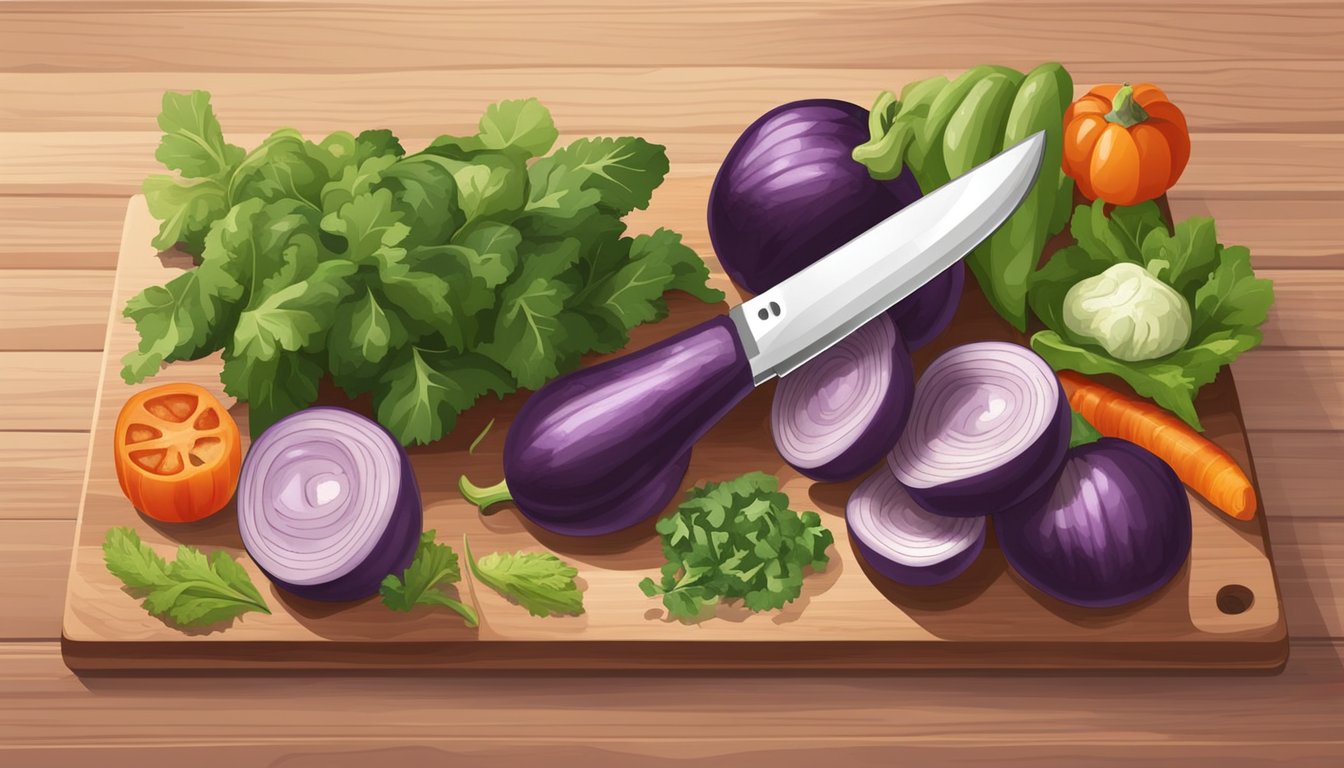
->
[1058,371,1257,520]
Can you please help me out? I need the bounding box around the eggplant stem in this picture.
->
[459,475,513,514]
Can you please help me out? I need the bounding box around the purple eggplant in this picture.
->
[462,317,754,536]
[706,98,962,350]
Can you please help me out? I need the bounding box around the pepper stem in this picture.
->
[1105,83,1149,128]
[458,475,513,514]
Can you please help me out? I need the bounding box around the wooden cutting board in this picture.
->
[62,196,1287,671]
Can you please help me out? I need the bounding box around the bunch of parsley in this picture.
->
[1029,200,1274,431]
[124,91,723,444]
[639,473,834,621]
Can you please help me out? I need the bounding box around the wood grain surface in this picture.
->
[1,0,1341,763]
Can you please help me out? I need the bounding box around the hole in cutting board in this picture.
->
[1216,584,1254,615]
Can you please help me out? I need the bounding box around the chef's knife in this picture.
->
[499,132,1046,535]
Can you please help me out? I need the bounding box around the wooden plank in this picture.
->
[0,432,89,520]
[2,640,1344,765]
[60,197,1287,671]
[1176,199,1344,269]
[1271,518,1344,639]
[1249,432,1344,520]
[0,197,127,270]
[0,132,1339,200]
[3,61,1343,134]
[0,352,101,431]
[0,521,70,640]
[1233,351,1344,431]
[1257,271,1344,348]
[1,1,1340,72]
[0,270,114,351]
[9,742,1340,768]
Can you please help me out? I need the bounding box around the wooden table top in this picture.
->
[1,1,1341,764]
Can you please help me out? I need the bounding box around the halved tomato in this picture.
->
[113,383,242,523]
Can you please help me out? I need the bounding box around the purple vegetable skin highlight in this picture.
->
[847,469,985,586]
[772,313,914,482]
[888,262,965,350]
[237,407,422,602]
[503,316,754,536]
[512,452,692,538]
[707,99,959,349]
[888,342,1069,518]
[996,438,1193,608]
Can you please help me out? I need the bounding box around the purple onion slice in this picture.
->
[771,314,914,482]
[237,407,422,602]
[887,341,1069,518]
[847,469,985,585]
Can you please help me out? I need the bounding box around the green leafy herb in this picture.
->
[127,91,724,444]
[464,536,584,618]
[1069,409,1103,448]
[639,472,834,621]
[381,532,582,623]
[379,530,478,627]
[102,527,270,628]
[143,91,246,254]
[1029,201,1275,430]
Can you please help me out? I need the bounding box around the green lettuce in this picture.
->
[1029,201,1274,430]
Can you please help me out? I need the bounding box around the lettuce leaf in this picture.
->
[1029,201,1274,430]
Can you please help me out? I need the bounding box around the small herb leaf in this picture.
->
[102,527,270,628]
[465,536,584,618]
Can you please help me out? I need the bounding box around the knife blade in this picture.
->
[498,133,1047,536]
[730,131,1046,384]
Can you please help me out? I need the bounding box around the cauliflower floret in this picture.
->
[1062,261,1192,362]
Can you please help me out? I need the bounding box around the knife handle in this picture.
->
[502,315,755,535]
